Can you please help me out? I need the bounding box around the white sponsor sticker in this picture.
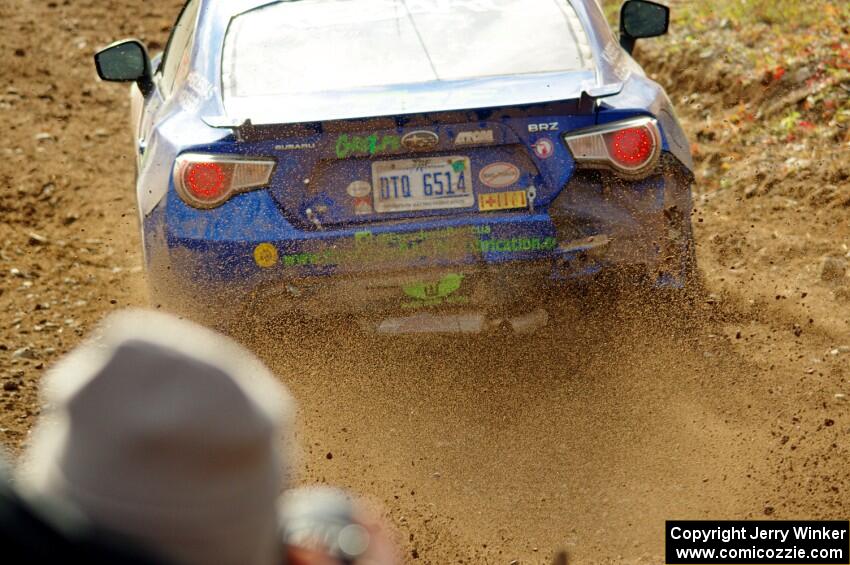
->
[178,72,215,112]
[455,130,495,145]
[346,180,372,198]
[478,162,520,189]
[186,72,214,100]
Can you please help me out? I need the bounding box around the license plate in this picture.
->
[372,157,473,213]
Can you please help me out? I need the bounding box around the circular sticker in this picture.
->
[346,180,371,198]
[532,138,555,159]
[479,162,521,189]
[253,243,278,268]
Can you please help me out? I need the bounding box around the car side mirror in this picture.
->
[94,39,154,97]
[619,0,670,54]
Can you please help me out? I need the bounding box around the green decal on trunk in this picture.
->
[335,134,401,159]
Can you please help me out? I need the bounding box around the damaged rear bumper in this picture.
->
[144,154,695,322]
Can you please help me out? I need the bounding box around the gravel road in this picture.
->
[1,1,847,563]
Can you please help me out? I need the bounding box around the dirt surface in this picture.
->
[0,1,848,564]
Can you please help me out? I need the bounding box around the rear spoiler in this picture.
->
[577,81,624,113]
[202,81,625,130]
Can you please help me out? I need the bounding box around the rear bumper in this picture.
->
[147,225,605,319]
[144,155,694,320]
[146,229,685,324]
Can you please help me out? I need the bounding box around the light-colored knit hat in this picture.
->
[17,309,294,565]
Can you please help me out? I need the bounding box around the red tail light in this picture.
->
[185,162,229,200]
[563,117,661,179]
[174,154,275,208]
[608,127,654,167]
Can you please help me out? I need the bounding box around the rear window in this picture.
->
[222,0,594,100]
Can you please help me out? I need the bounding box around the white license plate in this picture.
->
[372,157,473,213]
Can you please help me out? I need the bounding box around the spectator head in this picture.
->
[17,309,294,565]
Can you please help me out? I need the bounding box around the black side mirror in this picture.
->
[619,0,670,54]
[94,39,154,97]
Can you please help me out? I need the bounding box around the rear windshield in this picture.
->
[222,0,594,100]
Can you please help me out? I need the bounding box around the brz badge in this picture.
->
[528,122,559,133]
[401,130,439,151]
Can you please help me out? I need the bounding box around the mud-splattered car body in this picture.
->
[96,0,695,328]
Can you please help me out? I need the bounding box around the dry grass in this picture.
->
[603,0,850,32]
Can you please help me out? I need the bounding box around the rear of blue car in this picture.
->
[138,0,695,325]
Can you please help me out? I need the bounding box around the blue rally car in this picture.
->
[95,0,696,332]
